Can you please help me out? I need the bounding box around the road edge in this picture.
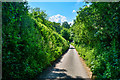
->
[74,47,93,79]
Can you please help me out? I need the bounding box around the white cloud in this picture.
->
[72,10,76,13]
[49,14,67,23]
[87,4,90,7]
[77,0,84,2]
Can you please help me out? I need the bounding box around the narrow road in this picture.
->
[36,45,90,80]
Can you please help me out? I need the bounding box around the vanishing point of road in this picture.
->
[36,45,91,80]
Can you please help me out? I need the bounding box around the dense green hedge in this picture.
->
[2,2,69,79]
[72,2,120,79]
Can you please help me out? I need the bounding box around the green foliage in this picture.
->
[62,21,70,29]
[72,2,120,79]
[2,2,69,79]
[30,8,47,24]
[52,22,62,34]
[61,21,72,42]
[61,28,70,41]
[30,8,64,34]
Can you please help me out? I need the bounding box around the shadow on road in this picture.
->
[36,67,85,79]
[53,68,67,72]
[34,47,88,80]
[69,47,75,49]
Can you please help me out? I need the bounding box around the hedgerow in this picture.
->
[2,2,69,79]
[72,2,120,79]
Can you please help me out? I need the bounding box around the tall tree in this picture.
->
[62,21,70,29]
[61,28,70,41]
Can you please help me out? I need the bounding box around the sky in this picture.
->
[28,2,89,25]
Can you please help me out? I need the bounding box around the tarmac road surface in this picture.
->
[36,45,90,80]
